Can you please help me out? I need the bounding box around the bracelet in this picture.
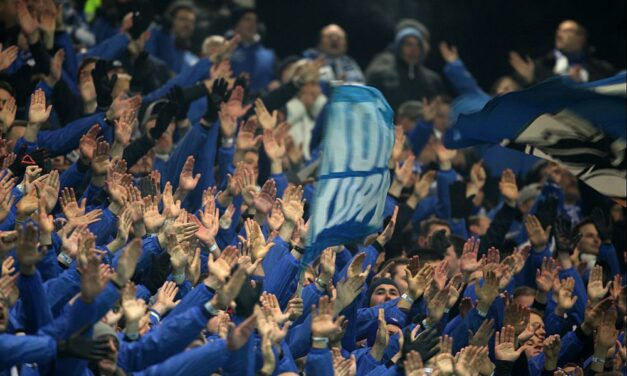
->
[148,309,161,323]
[312,336,329,347]
[400,293,415,305]
[477,307,489,317]
[422,318,435,330]
[314,277,327,290]
[125,332,139,341]
[591,356,605,364]
[221,137,235,148]
[204,301,220,316]
[208,243,219,253]
[172,272,185,285]
[57,252,73,267]
[292,245,304,255]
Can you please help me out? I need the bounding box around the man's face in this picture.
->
[0,88,12,112]
[555,21,585,53]
[494,77,521,96]
[235,13,258,42]
[369,284,400,306]
[524,312,545,358]
[319,25,347,57]
[400,36,421,65]
[97,336,119,375]
[298,82,321,109]
[172,9,196,41]
[577,223,600,255]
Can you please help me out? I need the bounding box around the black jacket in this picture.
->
[365,51,446,111]
[532,50,616,84]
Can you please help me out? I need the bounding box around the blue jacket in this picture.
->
[145,26,198,74]
[230,41,275,93]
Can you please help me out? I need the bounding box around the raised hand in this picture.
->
[79,248,105,303]
[394,155,415,188]
[476,270,499,313]
[218,108,237,138]
[311,295,344,338]
[587,265,610,304]
[207,246,237,284]
[91,141,111,176]
[44,49,65,86]
[1,256,15,276]
[524,215,550,250]
[536,257,559,293]
[263,129,286,161]
[0,96,16,131]
[509,51,535,84]
[436,141,457,170]
[402,325,440,364]
[112,238,142,286]
[243,219,274,261]
[114,110,134,147]
[224,82,250,118]
[178,156,201,193]
[335,255,371,313]
[370,308,389,361]
[253,179,276,215]
[260,292,291,324]
[402,351,425,376]
[376,206,398,246]
[543,335,561,371]
[427,288,449,325]
[439,41,459,63]
[236,118,262,151]
[495,325,527,362]
[499,168,518,206]
[317,247,336,287]
[391,126,405,164]
[28,89,52,125]
[142,196,164,234]
[255,98,278,130]
[16,223,45,275]
[0,44,18,72]
[278,184,304,223]
[40,170,60,213]
[555,276,578,315]
[504,301,530,336]
[582,297,615,335]
[455,346,486,376]
[404,264,433,301]
[16,0,39,35]
[469,160,486,190]
[460,237,481,274]
[151,280,180,316]
[469,318,495,347]
[161,182,181,220]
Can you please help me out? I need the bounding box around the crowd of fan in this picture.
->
[0,0,625,375]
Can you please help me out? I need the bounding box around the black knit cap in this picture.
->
[230,6,258,27]
[366,277,399,302]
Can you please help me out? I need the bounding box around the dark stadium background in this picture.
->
[257,0,626,90]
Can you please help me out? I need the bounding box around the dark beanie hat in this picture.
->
[231,6,257,27]
[366,277,399,302]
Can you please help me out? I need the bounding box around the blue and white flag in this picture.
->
[444,72,627,204]
[304,84,395,265]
